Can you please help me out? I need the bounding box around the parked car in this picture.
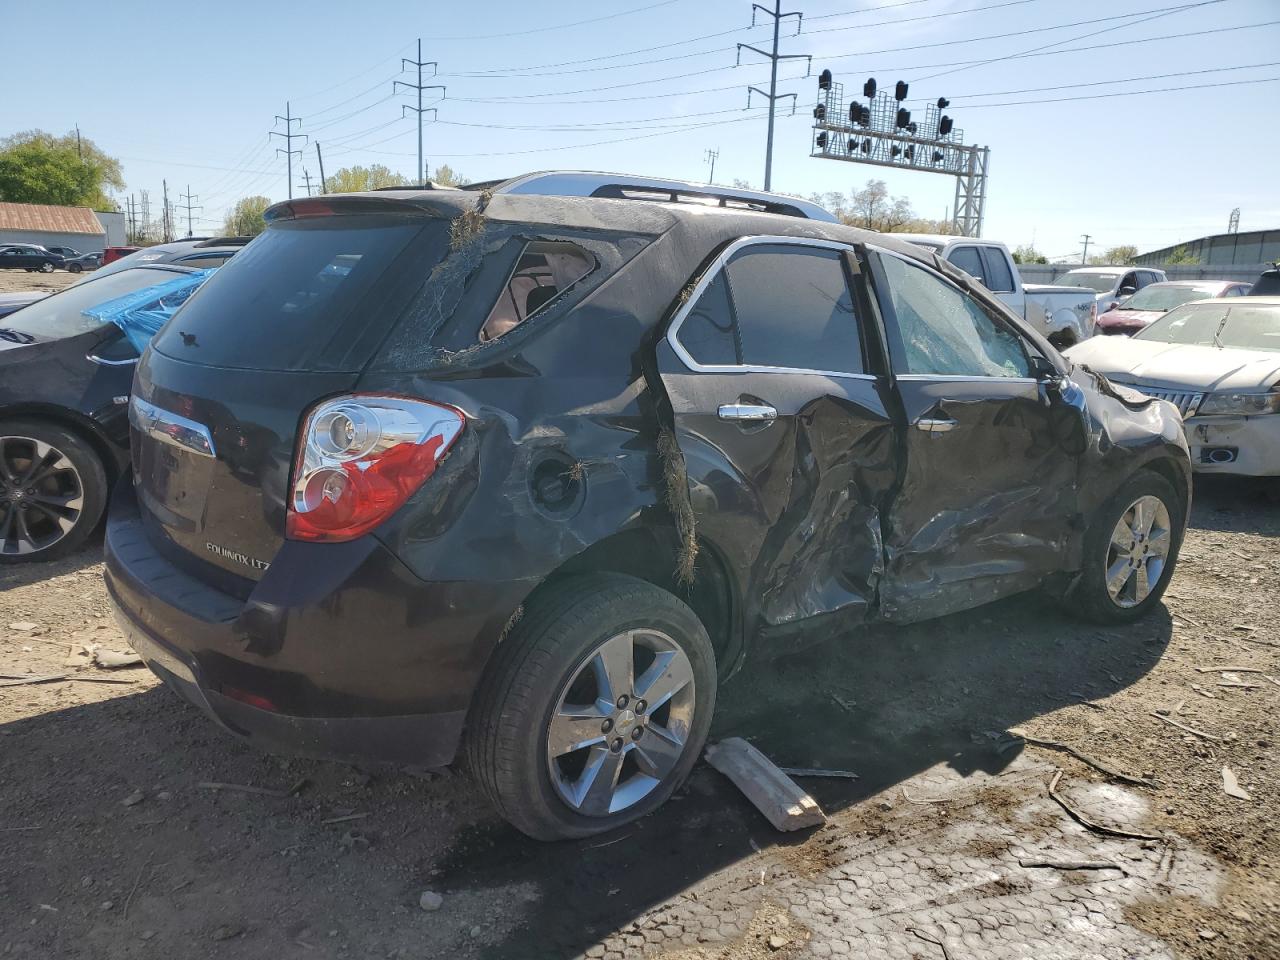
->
[105,185,1191,841]
[42,245,82,259]
[102,246,140,264]
[0,244,64,273]
[0,291,49,320]
[64,251,103,273]
[1067,297,1280,476]
[1097,280,1253,336]
[894,234,1097,347]
[1057,266,1167,315]
[1249,263,1280,296]
[0,264,214,561]
[82,236,251,284]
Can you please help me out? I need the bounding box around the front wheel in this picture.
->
[39,261,55,273]
[1072,469,1184,623]
[467,574,716,840]
[68,263,83,273]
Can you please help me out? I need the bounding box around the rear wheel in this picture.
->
[39,261,55,273]
[68,262,83,273]
[1072,470,1184,623]
[0,421,107,563]
[467,574,716,840]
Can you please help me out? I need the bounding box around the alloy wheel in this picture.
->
[545,628,696,817]
[0,436,85,556]
[1104,494,1172,608]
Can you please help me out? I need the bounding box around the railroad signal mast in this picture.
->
[810,71,990,238]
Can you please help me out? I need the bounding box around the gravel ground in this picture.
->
[0,266,1275,957]
[0,269,81,296]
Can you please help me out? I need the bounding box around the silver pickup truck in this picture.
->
[894,234,1097,348]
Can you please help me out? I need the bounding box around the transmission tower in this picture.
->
[1228,207,1240,234]
[737,1,810,191]
[271,102,307,200]
[179,185,202,237]
[704,148,719,184]
[395,39,444,185]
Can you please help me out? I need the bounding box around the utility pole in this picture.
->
[300,168,314,197]
[127,194,136,243]
[315,142,328,194]
[1080,233,1092,265]
[162,179,173,242]
[395,39,444,185]
[737,1,809,191]
[704,148,719,184]
[271,101,307,200]
[179,185,201,237]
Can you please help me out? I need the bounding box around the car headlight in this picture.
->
[1196,390,1280,416]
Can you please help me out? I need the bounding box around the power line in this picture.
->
[944,74,1280,108]
[424,0,680,41]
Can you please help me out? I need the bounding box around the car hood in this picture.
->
[1066,337,1280,392]
[1096,308,1162,328]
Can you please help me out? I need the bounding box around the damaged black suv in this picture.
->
[106,184,1191,840]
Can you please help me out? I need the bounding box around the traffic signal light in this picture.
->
[895,80,909,101]
[863,78,877,99]
[819,69,832,90]
[849,103,870,126]
[813,103,826,121]
[937,97,950,109]
[896,108,911,128]
[816,132,828,149]
[939,115,954,136]
[932,150,944,163]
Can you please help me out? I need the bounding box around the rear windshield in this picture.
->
[151,217,446,371]
[0,266,188,340]
[1060,272,1118,293]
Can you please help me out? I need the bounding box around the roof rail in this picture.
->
[193,236,253,248]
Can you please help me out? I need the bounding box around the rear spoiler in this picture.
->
[263,195,444,222]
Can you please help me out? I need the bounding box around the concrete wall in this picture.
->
[0,228,106,255]
[1019,263,1266,285]
[1134,229,1280,268]
[94,211,127,246]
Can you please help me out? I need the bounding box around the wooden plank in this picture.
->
[704,738,826,832]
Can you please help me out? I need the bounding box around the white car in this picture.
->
[1058,266,1167,315]
[1066,297,1280,476]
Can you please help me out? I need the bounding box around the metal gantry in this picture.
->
[810,77,991,237]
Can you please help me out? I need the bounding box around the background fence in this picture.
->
[1017,263,1267,285]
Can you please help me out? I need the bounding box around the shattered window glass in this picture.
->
[879,254,1030,378]
[677,271,739,365]
[479,241,595,342]
[726,245,862,374]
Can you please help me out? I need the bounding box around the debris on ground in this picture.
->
[1047,770,1162,841]
[1222,766,1252,801]
[1018,858,1126,873]
[198,779,308,798]
[1006,730,1158,787]
[121,789,144,807]
[94,648,143,669]
[705,738,826,832]
[777,767,859,781]
[419,891,444,912]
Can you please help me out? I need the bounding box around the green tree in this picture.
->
[324,164,408,194]
[1101,244,1138,265]
[1013,244,1048,265]
[223,196,271,237]
[431,164,469,187]
[812,180,915,232]
[0,129,124,208]
[1164,245,1199,265]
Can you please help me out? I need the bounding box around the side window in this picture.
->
[177,254,232,269]
[1121,272,1138,292]
[948,246,986,284]
[479,240,594,342]
[674,243,863,374]
[978,247,1015,293]
[877,253,1030,378]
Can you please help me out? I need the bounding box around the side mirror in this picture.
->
[1118,285,1137,297]
[1029,354,1061,381]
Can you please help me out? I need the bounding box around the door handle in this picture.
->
[915,417,958,434]
[718,403,777,422]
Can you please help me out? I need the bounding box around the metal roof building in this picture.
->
[0,201,109,255]
[1134,228,1280,268]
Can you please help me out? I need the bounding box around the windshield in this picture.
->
[1117,285,1219,313]
[1059,271,1119,293]
[84,245,184,282]
[0,267,192,340]
[1135,301,1280,352]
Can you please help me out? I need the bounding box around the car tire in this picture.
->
[1071,469,1184,624]
[0,420,108,563]
[466,573,717,841]
[68,263,82,273]
[39,262,55,273]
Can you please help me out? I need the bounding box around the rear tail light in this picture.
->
[286,395,464,543]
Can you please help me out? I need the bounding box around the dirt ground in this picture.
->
[1,273,1277,958]
[0,269,81,296]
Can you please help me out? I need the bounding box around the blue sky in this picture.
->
[6,0,1277,259]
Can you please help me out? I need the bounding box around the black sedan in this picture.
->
[0,244,65,273]
[0,264,207,560]
[64,251,103,273]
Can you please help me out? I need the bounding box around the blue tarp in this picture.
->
[80,268,217,353]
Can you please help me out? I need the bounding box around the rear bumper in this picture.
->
[105,481,530,767]
[1184,414,1280,477]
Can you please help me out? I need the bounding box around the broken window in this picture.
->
[479,241,595,342]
